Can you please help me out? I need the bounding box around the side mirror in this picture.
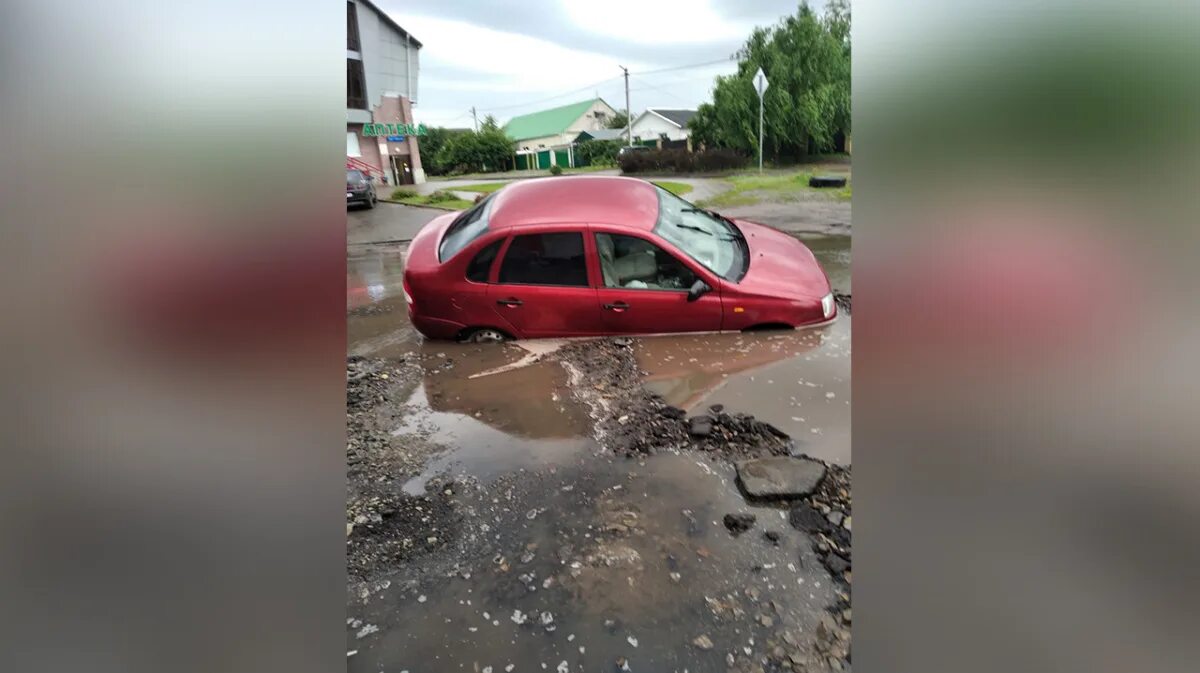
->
[686,279,711,302]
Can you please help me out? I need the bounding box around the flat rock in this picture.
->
[688,415,714,437]
[736,456,827,499]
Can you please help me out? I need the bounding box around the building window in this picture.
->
[347,58,367,109]
[347,131,361,158]
[347,2,360,51]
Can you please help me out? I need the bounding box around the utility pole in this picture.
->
[471,106,478,132]
[619,65,631,147]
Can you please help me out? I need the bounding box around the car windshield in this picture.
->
[652,186,748,281]
[346,169,365,183]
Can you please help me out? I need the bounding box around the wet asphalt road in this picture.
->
[346,197,851,672]
[348,201,441,246]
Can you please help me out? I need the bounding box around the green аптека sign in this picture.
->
[363,123,427,137]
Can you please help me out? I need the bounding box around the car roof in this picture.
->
[487,175,660,231]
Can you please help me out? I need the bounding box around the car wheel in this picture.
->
[463,328,509,343]
[366,193,376,209]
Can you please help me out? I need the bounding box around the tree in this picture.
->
[481,114,499,131]
[606,109,630,130]
[689,1,850,161]
[435,128,513,174]
[419,126,467,176]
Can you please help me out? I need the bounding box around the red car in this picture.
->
[403,176,836,341]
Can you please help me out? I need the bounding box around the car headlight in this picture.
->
[820,292,835,319]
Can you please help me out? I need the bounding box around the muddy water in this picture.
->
[396,342,594,494]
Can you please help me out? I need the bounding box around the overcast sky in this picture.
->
[374,0,818,128]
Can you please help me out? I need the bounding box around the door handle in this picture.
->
[603,301,630,311]
[496,298,523,307]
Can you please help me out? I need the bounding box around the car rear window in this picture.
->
[438,196,494,262]
[498,232,588,287]
[465,239,503,283]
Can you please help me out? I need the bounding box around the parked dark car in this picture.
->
[617,145,650,158]
[346,169,376,209]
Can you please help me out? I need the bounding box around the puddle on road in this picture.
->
[636,320,850,465]
[396,341,593,494]
[349,453,837,673]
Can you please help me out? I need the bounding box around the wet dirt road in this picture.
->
[347,235,851,672]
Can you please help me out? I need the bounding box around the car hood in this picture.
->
[731,219,830,300]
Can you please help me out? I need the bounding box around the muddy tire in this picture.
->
[365,193,376,209]
[461,328,510,343]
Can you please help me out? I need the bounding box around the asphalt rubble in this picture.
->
[346,332,852,671]
[556,337,852,671]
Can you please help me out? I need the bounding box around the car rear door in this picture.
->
[591,228,724,335]
[486,227,606,338]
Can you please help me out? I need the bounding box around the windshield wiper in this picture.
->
[675,222,713,236]
[683,207,741,232]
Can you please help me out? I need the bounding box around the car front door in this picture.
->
[486,228,606,338]
[592,230,723,335]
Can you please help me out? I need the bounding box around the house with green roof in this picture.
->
[504,98,618,169]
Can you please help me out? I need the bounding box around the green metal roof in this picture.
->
[503,99,607,141]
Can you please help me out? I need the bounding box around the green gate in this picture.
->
[536,150,552,170]
[515,154,530,170]
[554,149,570,168]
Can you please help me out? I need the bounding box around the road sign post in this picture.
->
[753,67,769,173]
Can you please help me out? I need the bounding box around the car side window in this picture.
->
[498,232,588,287]
[465,239,503,283]
[595,233,696,291]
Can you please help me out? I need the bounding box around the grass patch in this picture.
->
[649,181,694,197]
[562,164,614,174]
[696,170,851,208]
[388,188,474,211]
[453,182,508,194]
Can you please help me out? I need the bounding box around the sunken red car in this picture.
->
[402,176,836,341]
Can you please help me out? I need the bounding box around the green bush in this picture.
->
[390,187,417,200]
[575,139,622,167]
[618,148,747,174]
[425,190,458,203]
[549,164,563,176]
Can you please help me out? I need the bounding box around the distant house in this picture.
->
[504,98,618,169]
[630,108,697,143]
[573,128,628,143]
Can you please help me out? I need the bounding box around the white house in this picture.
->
[630,108,697,143]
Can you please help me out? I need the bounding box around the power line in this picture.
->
[468,57,735,120]
[476,76,623,114]
[633,57,735,76]
[629,75,691,105]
